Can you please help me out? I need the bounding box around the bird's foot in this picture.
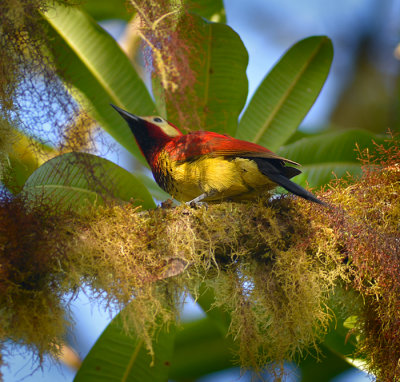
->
[186,200,208,209]
[186,192,215,209]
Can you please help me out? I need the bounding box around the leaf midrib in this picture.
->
[252,40,324,144]
[24,183,101,197]
[202,24,213,118]
[41,7,123,106]
[121,340,144,382]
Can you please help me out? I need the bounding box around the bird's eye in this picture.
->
[153,117,163,123]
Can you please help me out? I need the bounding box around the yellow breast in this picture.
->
[155,152,276,202]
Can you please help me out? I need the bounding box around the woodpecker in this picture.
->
[111,105,325,205]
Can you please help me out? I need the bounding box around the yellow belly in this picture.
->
[158,154,276,202]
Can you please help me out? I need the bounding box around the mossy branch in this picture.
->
[0,135,399,378]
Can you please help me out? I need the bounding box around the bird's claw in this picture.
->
[186,200,208,209]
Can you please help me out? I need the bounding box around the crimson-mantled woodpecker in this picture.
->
[111,105,325,205]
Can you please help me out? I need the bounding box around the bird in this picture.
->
[111,104,325,206]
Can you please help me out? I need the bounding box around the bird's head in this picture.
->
[111,104,183,163]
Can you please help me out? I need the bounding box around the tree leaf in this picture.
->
[187,0,226,23]
[134,173,171,202]
[81,0,131,21]
[170,317,234,380]
[2,128,56,193]
[237,36,333,150]
[41,4,155,164]
[277,129,387,188]
[74,312,175,382]
[194,283,230,336]
[299,344,353,381]
[157,15,248,136]
[299,300,364,380]
[23,152,155,211]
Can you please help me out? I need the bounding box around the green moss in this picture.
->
[64,197,342,372]
[0,190,343,371]
[321,135,400,381]
[0,193,79,359]
[0,137,398,378]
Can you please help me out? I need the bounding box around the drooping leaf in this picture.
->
[74,312,175,382]
[237,36,333,150]
[41,4,155,164]
[1,127,56,193]
[299,301,362,381]
[170,317,235,380]
[156,14,248,136]
[323,295,359,358]
[283,129,318,145]
[81,0,132,21]
[134,172,171,202]
[277,129,387,188]
[299,344,354,381]
[343,316,359,330]
[187,0,226,23]
[23,152,155,211]
[194,283,230,336]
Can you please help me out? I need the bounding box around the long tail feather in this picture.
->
[252,158,326,206]
[270,173,327,206]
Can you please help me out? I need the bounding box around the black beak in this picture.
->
[110,104,140,123]
[110,104,156,162]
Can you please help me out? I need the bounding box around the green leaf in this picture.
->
[187,0,226,23]
[277,129,387,188]
[299,295,361,380]
[81,0,131,21]
[134,173,171,202]
[0,125,56,193]
[23,152,155,211]
[170,317,234,380]
[343,316,359,330]
[323,310,358,357]
[194,283,230,336]
[74,312,175,382]
[169,285,235,380]
[299,344,354,382]
[41,4,155,164]
[237,36,333,150]
[158,15,248,136]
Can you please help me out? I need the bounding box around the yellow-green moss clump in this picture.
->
[0,137,398,379]
[320,136,400,381]
[0,190,345,376]
[0,193,79,358]
[73,197,344,371]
